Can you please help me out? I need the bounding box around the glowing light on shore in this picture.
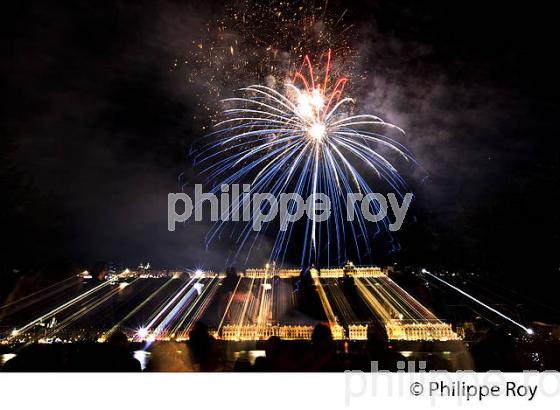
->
[136,327,148,339]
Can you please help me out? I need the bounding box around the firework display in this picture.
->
[3,0,557,389]
[197,50,415,267]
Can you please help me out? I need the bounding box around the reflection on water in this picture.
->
[247,350,266,365]
[1,353,17,366]
[233,350,266,366]
[133,350,151,370]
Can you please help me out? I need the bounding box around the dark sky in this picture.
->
[2,0,559,291]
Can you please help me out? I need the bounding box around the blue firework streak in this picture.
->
[195,50,417,268]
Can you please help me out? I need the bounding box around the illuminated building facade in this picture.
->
[216,263,459,342]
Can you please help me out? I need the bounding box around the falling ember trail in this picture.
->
[422,269,534,335]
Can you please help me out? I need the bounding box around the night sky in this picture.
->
[3,1,559,302]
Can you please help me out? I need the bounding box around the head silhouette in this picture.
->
[311,322,334,351]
